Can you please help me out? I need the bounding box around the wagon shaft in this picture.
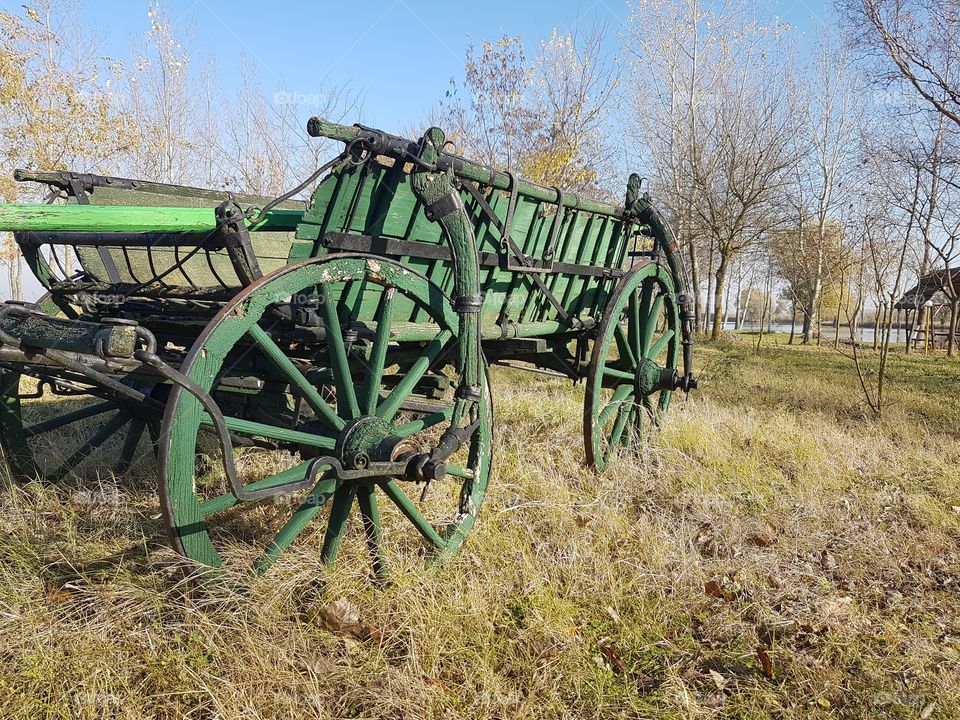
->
[0,118,696,581]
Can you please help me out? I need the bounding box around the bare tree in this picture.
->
[0,0,135,297]
[784,28,865,343]
[839,0,960,127]
[625,0,801,339]
[439,24,620,197]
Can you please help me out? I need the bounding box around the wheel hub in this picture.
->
[336,415,415,470]
[635,357,663,396]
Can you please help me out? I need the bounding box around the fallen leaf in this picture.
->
[704,579,725,599]
[747,520,778,547]
[756,646,774,679]
[708,669,728,691]
[315,597,369,639]
[921,702,936,719]
[599,639,627,675]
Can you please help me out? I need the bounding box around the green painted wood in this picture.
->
[246,323,344,431]
[321,292,361,420]
[320,484,357,566]
[357,485,386,580]
[584,263,681,470]
[376,329,452,422]
[210,415,337,449]
[0,204,301,233]
[0,370,36,479]
[255,476,340,575]
[201,462,313,517]
[380,479,447,549]
[158,254,490,576]
[361,287,395,415]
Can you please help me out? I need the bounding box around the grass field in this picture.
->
[1,334,959,719]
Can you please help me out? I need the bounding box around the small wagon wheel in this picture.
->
[0,294,157,483]
[584,262,681,470]
[158,254,493,578]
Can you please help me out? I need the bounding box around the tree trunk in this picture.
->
[873,303,881,351]
[834,272,844,349]
[788,299,797,345]
[905,309,914,354]
[949,300,958,358]
[704,244,715,335]
[8,252,22,302]
[735,269,744,330]
[687,242,702,335]
[722,266,733,330]
[804,274,822,344]
[711,252,729,341]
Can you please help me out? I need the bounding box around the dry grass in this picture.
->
[1,335,959,719]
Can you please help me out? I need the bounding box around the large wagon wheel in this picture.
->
[584,262,681,470]
[0,295,157,483]
[158,254,493,578]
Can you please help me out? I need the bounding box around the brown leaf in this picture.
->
[599,640,628,675]
[315,597,369,639]
[756,646,774,679]
[708,669,728,691]
[704,579,725,599]
[747,520,778,547]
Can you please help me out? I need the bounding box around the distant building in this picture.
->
[894,267,959,349]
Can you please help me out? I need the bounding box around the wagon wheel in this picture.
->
[584,262,681,470]
[158,254,493,578]
[0,294,157,483]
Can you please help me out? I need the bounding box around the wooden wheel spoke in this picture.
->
[607,403,632,452]
[634,282,654,355]
[254,474,340,575]
[598,385,633,427]
[377,329,452,423]
[23,400,116,438]
[394,406,454,437]
[445,463,475,479]
[642,395,658,419]
[380,479,447,549]
[357,485,386,580]
[202,461,313,517]
[613,325,638,367]
[361,287,396,415]
[117,418,147,475]
[631,405,645,439]
[48,410,132,479]
[603,365,634,382]
[642,294,665,355]
[201,414,336,449]
[647,328,675,360]
[320,485,358,566]
[321,290,360,421]
[246,323,344,431]
[620,407,638,447]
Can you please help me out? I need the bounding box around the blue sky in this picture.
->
[78,0,835,132]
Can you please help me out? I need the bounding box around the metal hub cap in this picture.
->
[336,415,411,470]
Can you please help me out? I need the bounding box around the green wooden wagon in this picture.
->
[0,120,697,578]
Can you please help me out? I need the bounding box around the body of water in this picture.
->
[724,321,909,345]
